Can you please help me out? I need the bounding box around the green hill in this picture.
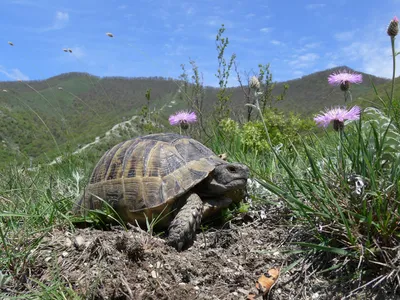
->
[0,66,392,165]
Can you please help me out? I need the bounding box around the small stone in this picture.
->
[156,261,162,269]
[194,286,200,291]
[62,251,68,257]
[237,288,248,295]
[45,257,52,262]
[65,238,72,247]
[74,236,85,249]
[151,270,158,278]
[312,292,319,299]
[178,282,186,286]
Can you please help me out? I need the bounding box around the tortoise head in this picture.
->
[199,161,249,196]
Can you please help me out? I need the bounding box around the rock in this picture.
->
[74,236,85,249]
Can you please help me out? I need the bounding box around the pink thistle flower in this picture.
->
[328,71,363,91]
[169,111,197,129]
[387,16,399,37]
[314,106,361,131]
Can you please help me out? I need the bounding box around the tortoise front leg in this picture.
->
[167,193,203,251]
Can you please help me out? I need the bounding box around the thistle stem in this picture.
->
[254,92,272,148]
[390,36,396,110]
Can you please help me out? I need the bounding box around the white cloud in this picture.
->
[292,70,304,77]
[297,42,321,53]
[0,66,29,81]
[288,53,319,69]
[245,13,256,18]
[270,40,282,46]
[117,5,127,9]
[260,27,272,33]
[334,30,357,42]
[326,62,338,69]
[303,42,321,49]
[340,41,397,78]
[164,44,188,56]
[306,3,326,10]
[205,16,233,28]
[40,11,69,32]
[54,11,69,28]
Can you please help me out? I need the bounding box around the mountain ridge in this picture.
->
[0,66,393,164]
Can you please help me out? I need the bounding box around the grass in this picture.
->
[1,20,400,299]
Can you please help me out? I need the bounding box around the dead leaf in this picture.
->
[247,292,257,299]
[255,268,280,295]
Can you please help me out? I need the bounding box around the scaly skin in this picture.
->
[167,193,203,251]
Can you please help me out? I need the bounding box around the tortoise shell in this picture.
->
[75,133,225,225]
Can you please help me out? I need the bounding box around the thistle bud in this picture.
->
[387,16,399,37]
[249,76,260,90]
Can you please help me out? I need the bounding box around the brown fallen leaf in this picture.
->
[247,292,257,300]
[255,268,280,296]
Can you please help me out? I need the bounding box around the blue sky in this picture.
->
[0,0,399,86]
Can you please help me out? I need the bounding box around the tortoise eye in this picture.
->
[227,166,237,173]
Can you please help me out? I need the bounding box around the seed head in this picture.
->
[106,32,114,38]
[249,76,260,90]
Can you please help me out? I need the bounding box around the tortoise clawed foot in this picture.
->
[167,193,203,251]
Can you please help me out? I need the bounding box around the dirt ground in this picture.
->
[3,200,399,300]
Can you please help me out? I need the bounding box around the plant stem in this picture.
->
[390,36,396,110]
[254,92,272,148]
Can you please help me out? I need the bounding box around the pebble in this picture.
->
[312,292,319,299]
[62,251,68,257]
[151,270,158,278]
[237,288,248,295]
[65,238,72,247]
[74,236,85,249]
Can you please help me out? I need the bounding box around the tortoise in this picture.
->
[74,133,249,251]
